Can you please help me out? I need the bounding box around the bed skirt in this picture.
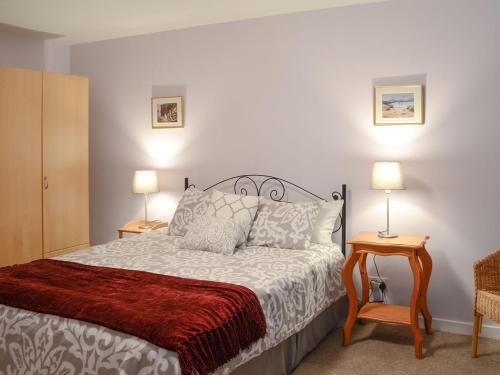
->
[231,295,348,375]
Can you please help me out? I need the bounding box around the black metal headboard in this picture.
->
[184,175,347,255]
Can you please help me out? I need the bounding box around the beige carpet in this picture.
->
[292,322,500,375]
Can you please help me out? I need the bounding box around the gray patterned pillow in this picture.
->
[247,199,322,249]
[183,216,243,255]
[206,190,259,246]
[168,187,211,236]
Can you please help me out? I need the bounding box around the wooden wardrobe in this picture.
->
[0,66,89,267]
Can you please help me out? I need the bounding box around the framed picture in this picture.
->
[374,85,424,125]
[151,96,184,128]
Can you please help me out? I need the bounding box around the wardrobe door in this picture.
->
[0,66,43,267]
[42,72,89,257]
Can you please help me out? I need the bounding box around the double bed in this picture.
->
[0,175,347,375]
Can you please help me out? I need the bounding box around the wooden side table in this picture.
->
[117,220,168,239]
[342,231,432,359]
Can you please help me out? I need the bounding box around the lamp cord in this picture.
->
[373,255,386,303]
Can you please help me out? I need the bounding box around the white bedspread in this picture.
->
[0,228,345,375]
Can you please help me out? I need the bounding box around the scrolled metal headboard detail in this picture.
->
[184,175,347,255]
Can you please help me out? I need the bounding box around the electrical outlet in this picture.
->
[369,276,388,302]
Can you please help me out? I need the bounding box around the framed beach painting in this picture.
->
[152,96,184,128]
[374,85,424,125]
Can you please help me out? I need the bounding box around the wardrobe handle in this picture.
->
[44,176,49,190]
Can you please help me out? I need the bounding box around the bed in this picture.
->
[0,175,347,375]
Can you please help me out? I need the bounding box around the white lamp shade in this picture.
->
[133,170,159,194]
[371,162,404,190]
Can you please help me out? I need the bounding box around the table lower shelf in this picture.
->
[357,302,411,325]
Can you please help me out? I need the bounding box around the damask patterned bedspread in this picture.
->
[0,229,345,375]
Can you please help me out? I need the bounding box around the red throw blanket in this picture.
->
[0,259,266,375]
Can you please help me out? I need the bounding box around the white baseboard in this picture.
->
[420,316,500,340]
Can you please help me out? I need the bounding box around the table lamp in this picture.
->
[133,170,159,229]
[371,162,404,238]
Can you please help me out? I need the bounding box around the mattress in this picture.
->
[0,228,345,374]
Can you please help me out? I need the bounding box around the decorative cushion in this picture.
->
[168,187,211,236]
[183,216,243,255]
[310,200,344,245]
[206,190,259,246]
[247,199,322,249]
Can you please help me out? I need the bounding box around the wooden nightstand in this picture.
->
[117,220,168,239]
[342,231,432,359]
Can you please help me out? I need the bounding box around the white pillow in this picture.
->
[206,190,259,247]
[183,216,243,255]
[310,200,344,245]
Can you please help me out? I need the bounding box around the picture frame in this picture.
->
[374,85,424,125]
[151,96,184,129]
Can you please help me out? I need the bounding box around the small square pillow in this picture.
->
[168,187,211,236]
[247,199,322,249]
[311,200,344,245]
[206,190,259,247]
[183,216,243,255]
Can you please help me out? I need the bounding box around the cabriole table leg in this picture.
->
[342,246,360,346]
[358,253,369,325]
[409,251,423,359]
[418,246,433,334]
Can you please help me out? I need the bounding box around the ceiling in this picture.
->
[0,0,386,45]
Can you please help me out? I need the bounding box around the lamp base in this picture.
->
[139,223,154,229]
[378,231,398,238]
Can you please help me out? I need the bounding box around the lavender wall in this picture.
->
[71,0,500,332]
[0,31,70,73]
[0,31,45,70]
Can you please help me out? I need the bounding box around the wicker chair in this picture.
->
[471,249,500,358]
